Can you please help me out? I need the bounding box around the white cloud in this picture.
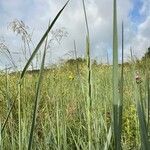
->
[129,16,150,58]
[0,0,150,68]
[127,0,150,59]
[139,16,150,39]
[140,0,150,17]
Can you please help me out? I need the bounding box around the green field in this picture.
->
[0,0,150,150]
[1,59,150,150]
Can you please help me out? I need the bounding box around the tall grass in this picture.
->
[1,1,70,149]
[1,56,149,149]
[130,45,150,149]
[0,0,150,149]
[24,2,70,149]
[112,0,122,149]
[82,0,92,149]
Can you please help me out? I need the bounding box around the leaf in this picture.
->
[20,0,70,79]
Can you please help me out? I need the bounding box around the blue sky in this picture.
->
[0,0,150,69]
[130,0,144,23]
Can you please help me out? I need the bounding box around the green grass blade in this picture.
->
[136,84,150,149]
[112,0,121,149]
[145,48,150,131]
[1,100,15,135]
[0,118,1,149]
[131,49,150,149]
[69,127,80,150]
[113,0,118,107]
[82,0,89,36]
[147,75,150,128]
[120,22,124,102]
[73,40,84,94]
[20,0,70,79]
[117,21,124,149]
[104,126,112,150]
[28,36,48,150]
[18,82,21,150]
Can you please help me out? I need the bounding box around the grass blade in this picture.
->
[112,0,121,149]
[20,0,70,79]
[1,99,15,135]
[104,126,112,150]
[136,84,150,149]
[147,75,150,129]
[117,21,124,149]
[28,35,48,150]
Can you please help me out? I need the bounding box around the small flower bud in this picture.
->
[135,71,142,84]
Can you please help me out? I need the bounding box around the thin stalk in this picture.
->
[56,100,60,150]
[5,67,15,148]
[0,118,2,150]
[107,50,109,65]
[1,99,15,134]
[118,21,124,148]
[18,83,21,150]
[1,90,19,136]
[73,40,84,94]
[147,75,150,130]
[74,40,80,80]
[82,0,92,149]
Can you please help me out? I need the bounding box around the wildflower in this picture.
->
[69,75,74,80]
[68,72,74,80]
[135,71,142,84]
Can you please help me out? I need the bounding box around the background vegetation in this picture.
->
[0,0,150,150]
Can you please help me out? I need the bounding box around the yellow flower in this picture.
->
[68,74,74,80]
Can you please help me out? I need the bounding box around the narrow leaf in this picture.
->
[21,0,70,79]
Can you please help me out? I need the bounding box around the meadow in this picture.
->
[0,0,150,150]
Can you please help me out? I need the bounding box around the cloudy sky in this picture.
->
[0,0,149,68]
